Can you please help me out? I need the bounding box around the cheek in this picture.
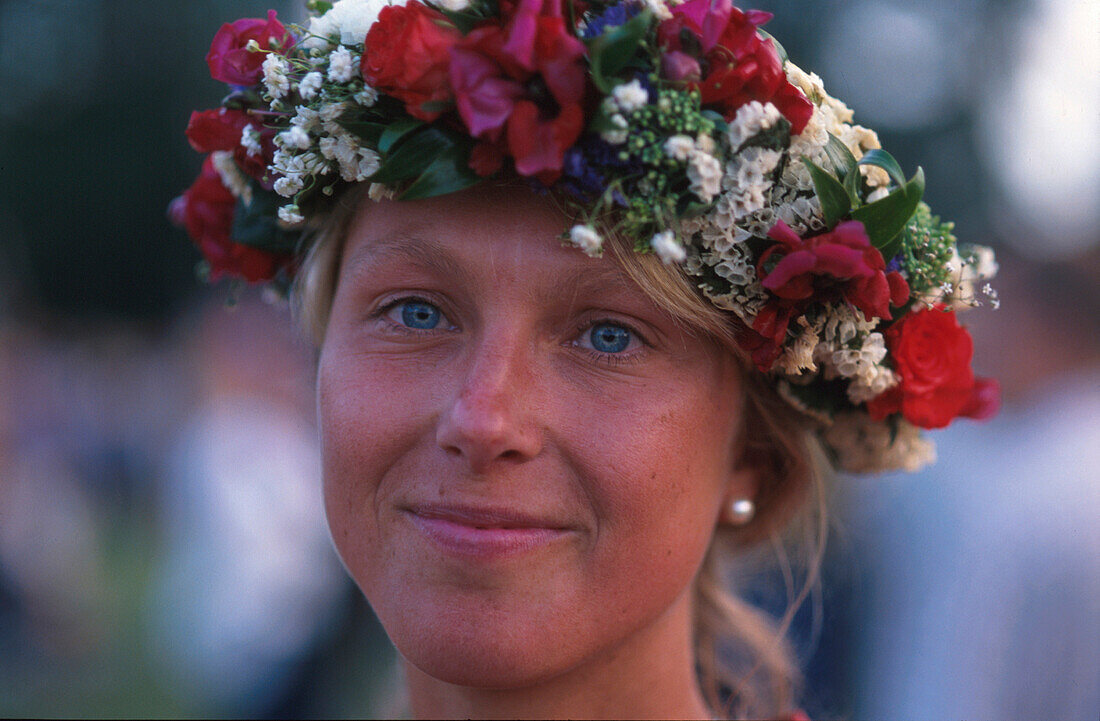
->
[316,345,436,577]
[563,381,737,627]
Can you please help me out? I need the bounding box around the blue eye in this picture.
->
[400,300,441,329]
[589,323,632,353]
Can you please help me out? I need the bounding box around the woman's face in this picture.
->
[319,185,749,688]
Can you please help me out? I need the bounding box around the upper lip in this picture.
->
[404,502,571,530]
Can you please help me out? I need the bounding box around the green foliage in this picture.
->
[585,10,653,93]
[898,202,957,295]
[230,181,301,253]
[803,157,852,228]
[377,118,426,155]
[400,141,481,200]
[850,166,924,259]
[365,124,481,200]
[306,0,334,14]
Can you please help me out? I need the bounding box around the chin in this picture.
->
[381,593,586,689]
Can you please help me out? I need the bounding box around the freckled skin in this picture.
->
[318,185,754,718]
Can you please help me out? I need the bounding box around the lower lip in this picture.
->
[406,513,570,559]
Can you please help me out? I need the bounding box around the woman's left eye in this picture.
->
[382,298,447,331]
[576,321,641,355]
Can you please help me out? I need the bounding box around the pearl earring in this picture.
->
[725,498,755,526]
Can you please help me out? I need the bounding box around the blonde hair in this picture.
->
[292,187,829,719]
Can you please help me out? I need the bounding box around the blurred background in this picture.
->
[0,0,1096,718]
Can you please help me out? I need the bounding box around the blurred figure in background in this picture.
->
[149,296,352,715]
[835,250,1100,720]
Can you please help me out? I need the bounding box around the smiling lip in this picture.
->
[404,504,573,558]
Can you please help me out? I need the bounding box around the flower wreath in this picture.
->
[171,0,1001,473]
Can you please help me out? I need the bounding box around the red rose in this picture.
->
[206,10,289,86]
[759,220,910,322]
[171,156,292,283]
[659,0,812,133]
[185,108,274,183]
[867,307,1000,428]
[362,2,462,121]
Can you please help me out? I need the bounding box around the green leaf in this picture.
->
[377,118,426,155]
[400,143,482,200]
[857,149,907,188]
[700,109,729,135]
[850,167,925,255]
[586,10,652,93]
[824,133,861,203]
[339,120,387,145]
[824,133,857,179]
[803,157,852,228]
[757,28,788,65]
[370,126,455,185]
[230,185,300,253]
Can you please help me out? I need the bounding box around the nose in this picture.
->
[435,335,543,473]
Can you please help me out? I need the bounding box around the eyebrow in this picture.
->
[342,230,473,287]
[341,227,643,311]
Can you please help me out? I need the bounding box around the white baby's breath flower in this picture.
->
[273,175,304,198]
[327,45,358,83]
[664,135,694,161]
[262,54,291,99]
[298,71,324,100]
[279,125,312,150]
[569,225,603,257]
[240,126,262,157]
[319,101,349,123]
[355,148,381,181]
[354,84,380,106]
[210,150,253,205]
[278,204,305,225]
[433,0,470,9]
[368,182,395,201]
[318,136,339,160]
[611,79,648,113]
[291,106,320,132]
[651,231,686,264]
[600,113,629,145]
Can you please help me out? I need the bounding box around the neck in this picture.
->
[403,591,712,720]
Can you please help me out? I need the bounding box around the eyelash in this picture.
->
[373,295,453,336]
[372,296,649,365]
[572,318,649,367]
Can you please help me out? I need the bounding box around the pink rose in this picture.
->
[206,10,289,86]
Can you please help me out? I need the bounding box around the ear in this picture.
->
[719,440,816,545]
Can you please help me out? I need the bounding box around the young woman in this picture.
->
[173,0,1000,716]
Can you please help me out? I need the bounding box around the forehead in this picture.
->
[339,186,641,302]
